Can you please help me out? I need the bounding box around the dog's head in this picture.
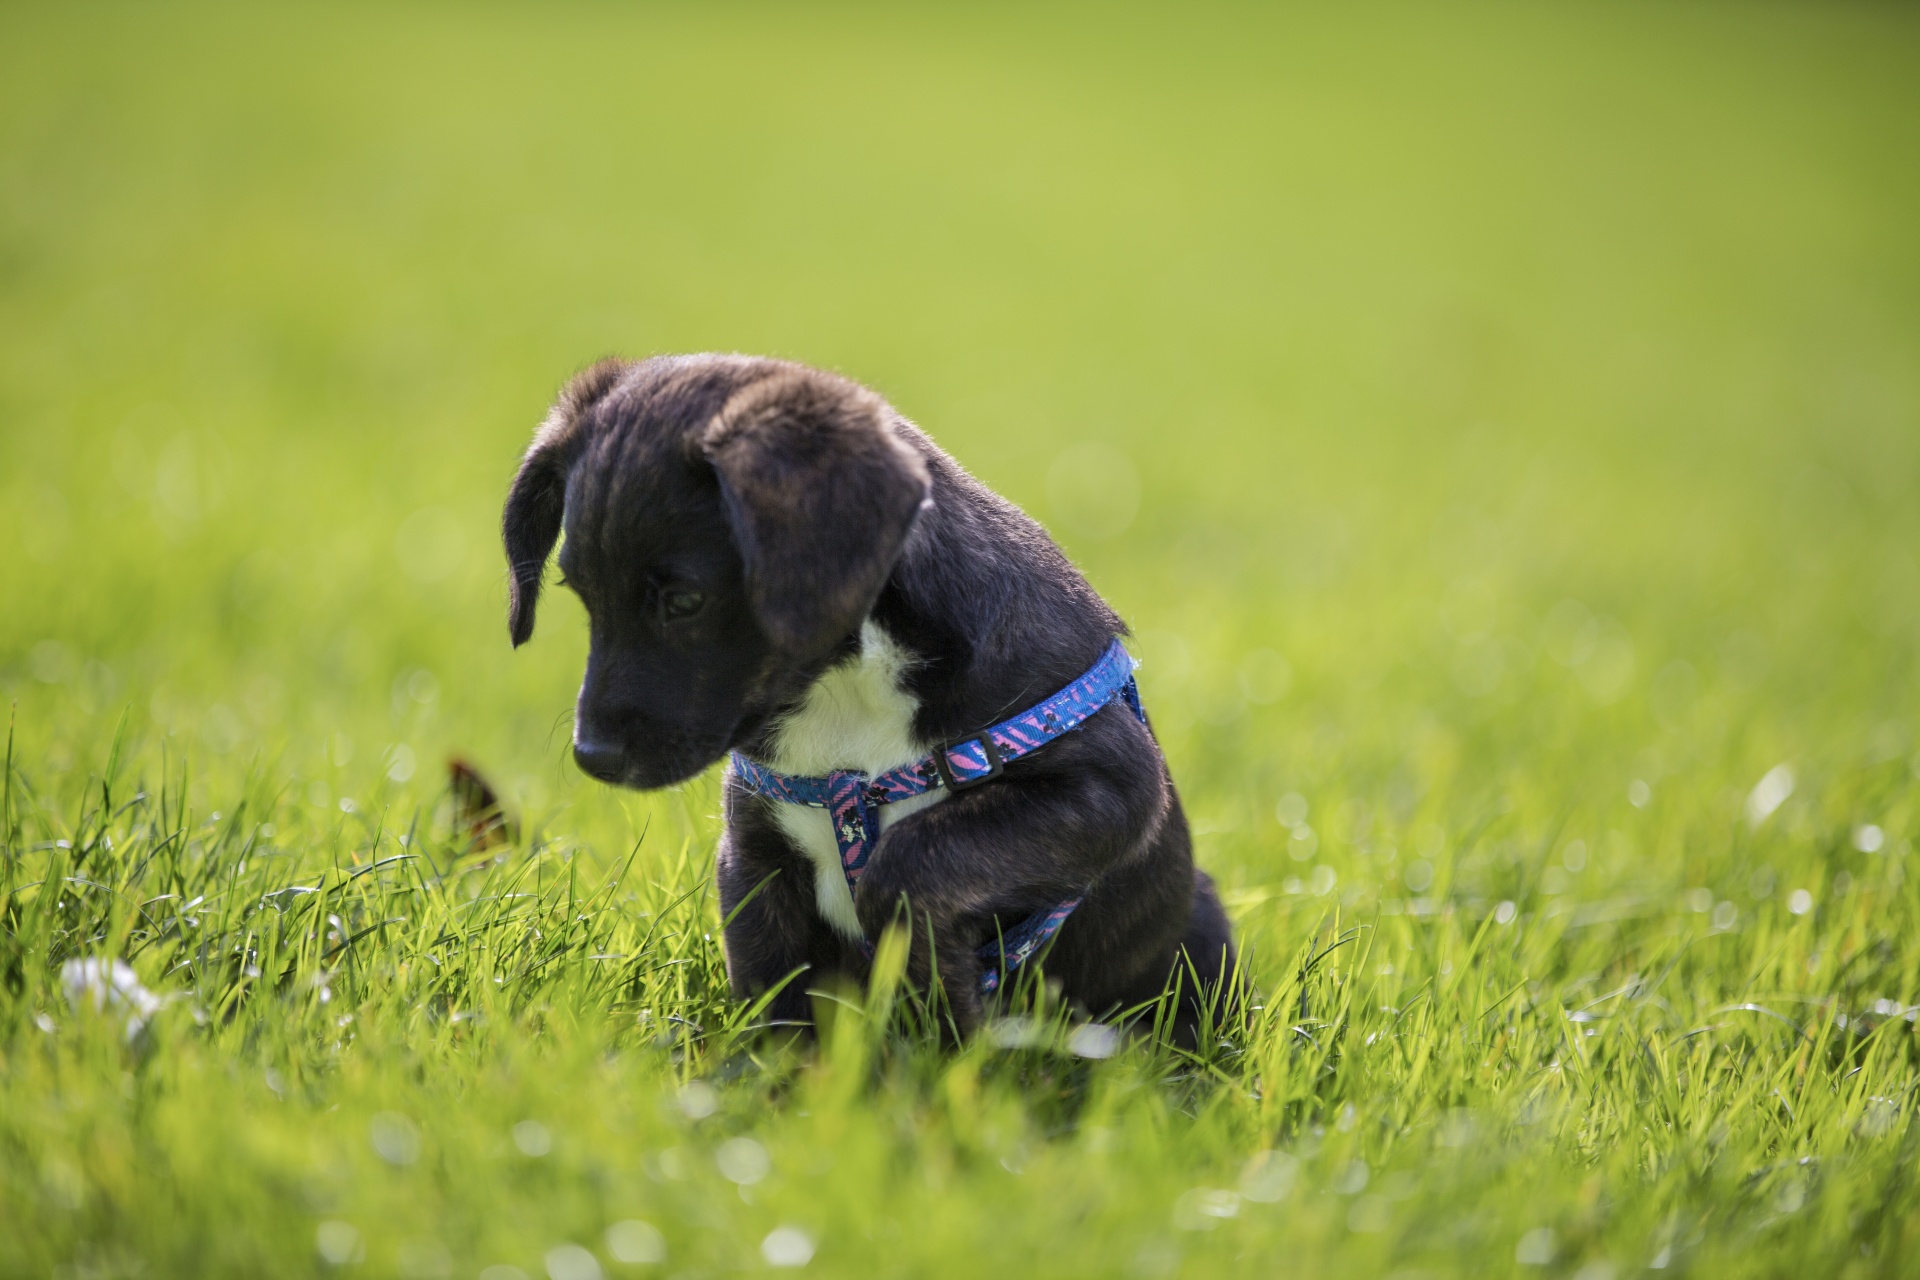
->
[502,355,932,789]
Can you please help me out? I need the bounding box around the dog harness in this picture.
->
[729,638,1147,994]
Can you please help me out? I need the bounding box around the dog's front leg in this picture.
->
[851,868,992,1035]
[716,824,851,1032]
[854,712,1166,1037]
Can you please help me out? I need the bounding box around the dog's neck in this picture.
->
[762,620,926,777]
[746,442,1122,772]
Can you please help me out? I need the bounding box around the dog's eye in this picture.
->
[661,588,706,620]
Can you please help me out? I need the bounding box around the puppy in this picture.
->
[502,354,1237,1041]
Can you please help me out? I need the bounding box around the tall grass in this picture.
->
[5,702,1916,1276]
[4,1,1920,1276]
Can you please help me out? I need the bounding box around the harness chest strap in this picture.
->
[730,638,1148,995]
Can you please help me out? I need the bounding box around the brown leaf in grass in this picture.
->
[449,757,517,850]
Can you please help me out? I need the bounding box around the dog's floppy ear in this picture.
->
[503,359,626,647]
[701,369,931,658]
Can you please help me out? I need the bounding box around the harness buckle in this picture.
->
[933,733,1003,792]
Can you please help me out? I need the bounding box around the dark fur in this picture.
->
[503,354,1238,1041]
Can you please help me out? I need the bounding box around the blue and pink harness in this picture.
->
[729,638,1146,994]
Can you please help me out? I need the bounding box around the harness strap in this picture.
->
[731,638,1146,994]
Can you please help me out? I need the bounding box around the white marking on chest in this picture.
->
[765,621,946,939]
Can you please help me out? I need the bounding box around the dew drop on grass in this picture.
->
[715,1136,770,1185]
[1745,764,1794,826]
[544,1243,601,1280]
[1516,1227,1556,1265]
[1787,889,1813,916]
[386,744,416,783]
[675,1081,718,1120]
[1172,1189,1240,1230]
[1438,1109,1476,1147]
[1854,824,1884,853]
[1276,792,1308,829]
[1239,1151,1298,1202]
[1289,827,1318,861]
[1857,1097,1901,1138]
[370,1112,421,1165]
[1494,901,1517,925]
[316,1221,362,1265]
[513,1120,552,1157]
[761,1226,815,1268]
[604,1220,666,1265]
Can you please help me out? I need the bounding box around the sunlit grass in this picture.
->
[4,1,1920,1277]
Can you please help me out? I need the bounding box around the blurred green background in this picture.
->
[6,0,1915,836]
[4,2,1920,1277]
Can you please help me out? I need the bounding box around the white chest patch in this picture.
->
[764,621,946,939]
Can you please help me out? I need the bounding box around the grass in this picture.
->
[4,1,1920,1276]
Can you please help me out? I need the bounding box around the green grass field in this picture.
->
[5,3,1920,1276]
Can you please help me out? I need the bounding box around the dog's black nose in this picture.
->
[572,739,626,783]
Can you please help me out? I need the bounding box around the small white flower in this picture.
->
[1067,1022,1121,1059]
[61,958,164,1040]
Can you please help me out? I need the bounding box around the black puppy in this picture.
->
[502,354,1236,1040]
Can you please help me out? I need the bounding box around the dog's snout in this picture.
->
[572,738,627,783]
